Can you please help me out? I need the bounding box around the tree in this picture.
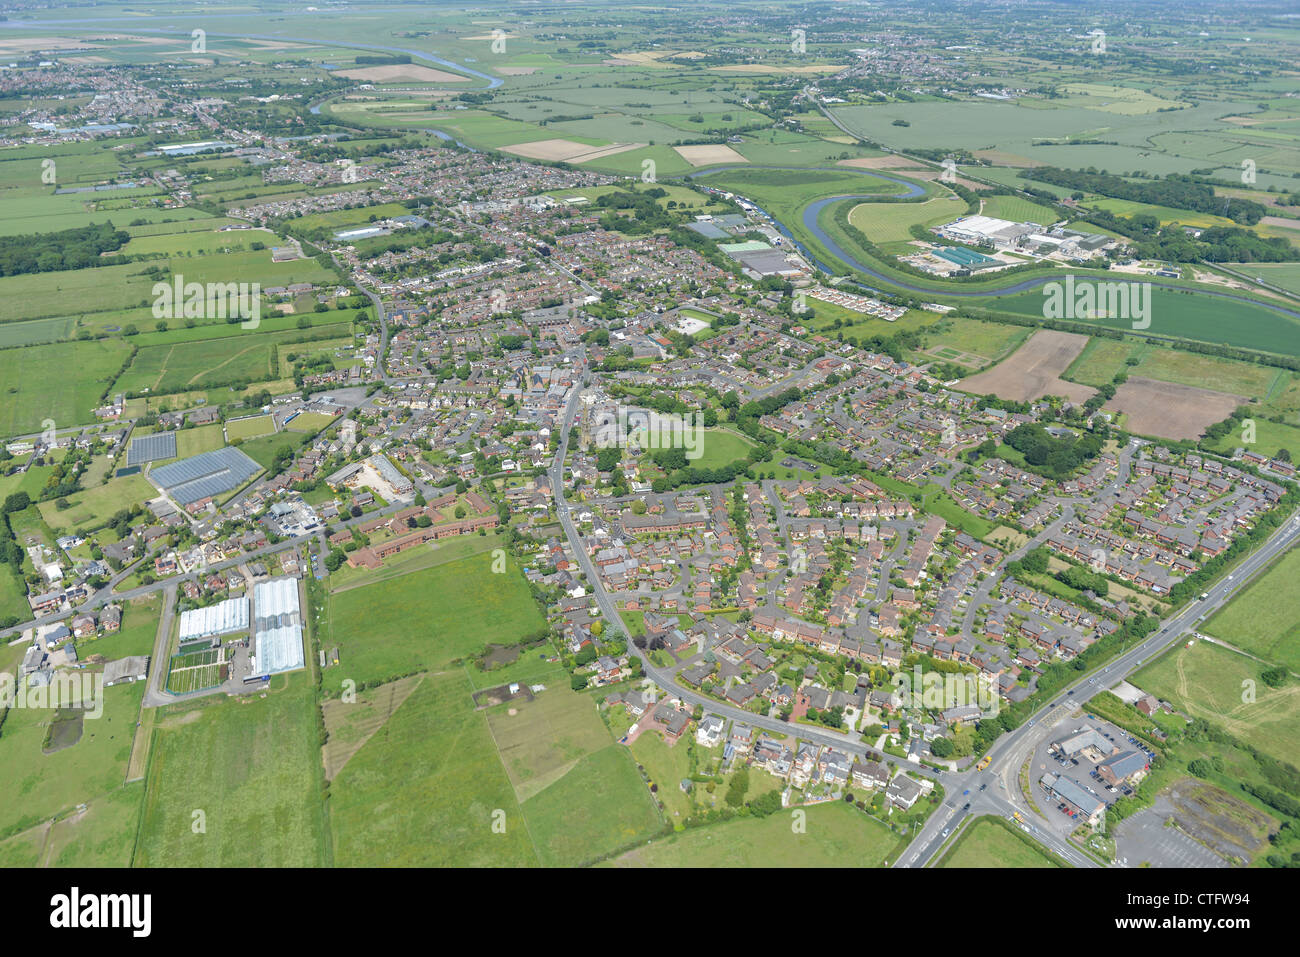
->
[929,737,954,758]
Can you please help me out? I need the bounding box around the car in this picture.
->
[1071,758,1080,766]
[963,789,970,796]
[942,828,950,837]
[1068,689,1075,695]
[963,802,971,810]
[979,783,987,791]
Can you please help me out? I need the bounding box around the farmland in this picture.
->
[1202,547,1300,673]
[320,549,545,691]
[135,676,328,867]
[0,338,132,436]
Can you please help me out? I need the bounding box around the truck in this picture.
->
[976,755,991,771]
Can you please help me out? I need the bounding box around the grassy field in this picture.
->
[38,474,156,533]
[518,743,663,866]
[1066,337,1283,399]
[937,815,1063,867]
[134,675,327,866]
[1202,547,1300,672]
[224,414,276,441]
[328,670,539,866]
[990,286,1300,358]
[980,193,1060,225]
[1135,641,1300,769]
[321,549,545,690]
[0,338,132,436]
[114,324,349,397]
[604,798,897,867]
[847,194,965,245]
[0,681,144,843]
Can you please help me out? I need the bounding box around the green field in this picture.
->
[1135,641,1300,769]
[135,676,327,866]
[1202,547,1300,672]
[989,286,1300,358]
[0,339,132,436]
[1066,336,1284,398]
[847,194,966,245]
[980,194,1061,225]
[38,474,157,533]
[0,681,144,843]
[321,550,545,690]
[114,324,349,397]
[937,815,1063,867]
[604,799,898,867]
[328,671,539,866]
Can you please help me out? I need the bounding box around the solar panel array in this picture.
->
[126,431,177,466]
[151,446,261,506]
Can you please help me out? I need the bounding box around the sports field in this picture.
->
[1135,641,1300,770]
[321,550,545,690]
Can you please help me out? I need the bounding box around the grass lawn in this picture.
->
[134,674,327,866]
[321,549,545,690]
[1202,546,1300,673]
[937,814,1063,867]
[175,423,226,459]
[603,798,897,867]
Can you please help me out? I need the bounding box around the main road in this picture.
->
[898,507,1300,867]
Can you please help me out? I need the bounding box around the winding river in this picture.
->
[691,166,1300,323]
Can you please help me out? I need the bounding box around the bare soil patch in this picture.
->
[957,330,1096,403]
[1104,376,1244,440]
[336,65,469,84]
[502,138,643,163]
[674,144,748,167]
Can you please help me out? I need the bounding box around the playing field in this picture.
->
[604,799,897,867]
[1135,641,1300,770]
[937,815,1062,867]
[135,676,327,866]
[1203,546,1300,672]
[321,550,545,690]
